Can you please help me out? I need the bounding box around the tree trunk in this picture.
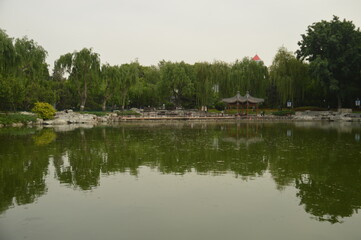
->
[80,98,86,111]
[102,99,107,112]
[79,76,88,112]
[121,97,125,110]
[121,90,127,110]
[80,92,86,111]
[337,94,342,109]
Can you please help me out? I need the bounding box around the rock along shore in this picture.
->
[39,109,361,126]
[1,109,361,128]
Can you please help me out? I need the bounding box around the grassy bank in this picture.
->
[0,113,37,126]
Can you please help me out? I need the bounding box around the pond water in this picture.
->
[1,122,361,240]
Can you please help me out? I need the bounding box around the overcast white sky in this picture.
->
[1,0,361,69]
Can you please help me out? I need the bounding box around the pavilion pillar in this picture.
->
[246,102,249,115]
[237,102,239,115]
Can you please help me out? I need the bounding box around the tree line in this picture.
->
[1,16,360,111]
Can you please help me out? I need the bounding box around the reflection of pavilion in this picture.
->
[222,136,263,148]
[222,91,264,115]
[221,123,263,148]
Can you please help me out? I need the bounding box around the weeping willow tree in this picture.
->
[129,65,161,108]
[270,47,310,107]
[0,29,16,76]
[158,61,194,107]
[211,61,231,98]
[228,58,268,97]
[99,64,121,111]
[194,62,213,107]
[119,61,140,110]
[54,48,100,111]
[0,29,52,111]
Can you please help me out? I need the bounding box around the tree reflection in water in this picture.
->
[0,128,52,213]
[0,123,360,223]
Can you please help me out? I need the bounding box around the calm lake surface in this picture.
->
[1,122,361,240]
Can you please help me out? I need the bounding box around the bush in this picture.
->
[31,102,56,120]
[165,102,176,110]
[116,110,141,116]
[272,110,295,116]
[207,109,221,113]
[294,106,326,111]
[214,101,226,111]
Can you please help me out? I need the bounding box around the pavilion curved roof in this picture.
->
[221,91,247,104]
[221,91,264,104]
[244,92,264,104]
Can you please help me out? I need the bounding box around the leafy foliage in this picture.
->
[31,102,56,120]
[0,113,37,125]
[54,48,100,111]
[294,106,326,111]
[269,47,311,107]
[1,16,361,111]
[116,110,141,116]
[296,16,361,108]
[272,110,295,116]
[0,29,53,111]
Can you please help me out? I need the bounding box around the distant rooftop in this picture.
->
[252,54,262,61]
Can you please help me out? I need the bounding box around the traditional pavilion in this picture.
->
[222,91,264,115]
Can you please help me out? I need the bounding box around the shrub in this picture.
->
[31,102,56,120]
[116,110,141,116]
[207,109,221,113]
[272,110,295,116]
[214,101,226,111]
[294,106,326,111]
[165,102,176,110]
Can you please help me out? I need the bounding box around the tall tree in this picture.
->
[99,64,121,111]
[0,30,52,110]
[194,62,213,107]
[229,58,268,98]
[129,65,160,108]
[54,48,100,111]
[119,61,140,110]
[270,47,310,106]
[158,61,194,108]
[296,16,361,108]
[0,29,16,76]
[211,61,231,99]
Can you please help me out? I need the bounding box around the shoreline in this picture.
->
[1,110,361,128]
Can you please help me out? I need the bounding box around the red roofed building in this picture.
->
[252,54,262,62]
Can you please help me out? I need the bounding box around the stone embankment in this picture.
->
[1,109,361,128]
[42,109,361,125]
[293,110,361,122]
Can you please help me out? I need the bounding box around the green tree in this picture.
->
[159,61,194,107]
[0,29,16,76]
[0,30,52,110]
[99,64,121,111]
[228,58,268,100]
[296,16,361,108]
[211,61,231,98]
[129,65,161,108]
[119,61,140,109]
[270,47,311,107]
[194,62,213,107]
[54,48,100,111]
